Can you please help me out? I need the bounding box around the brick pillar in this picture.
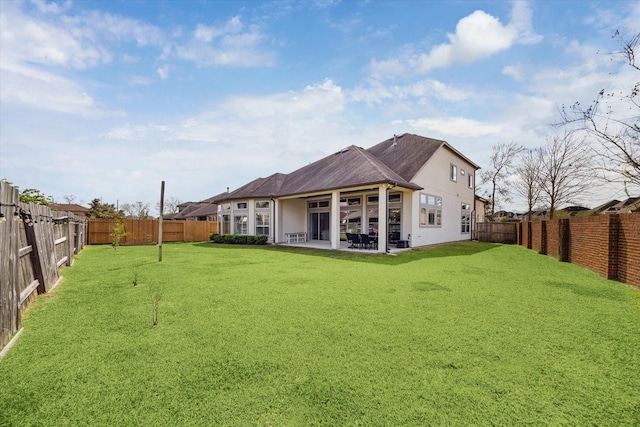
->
[607,214,620,280]
[540,220,547,255]
[558,219,569,262]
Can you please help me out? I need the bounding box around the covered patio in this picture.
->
[278,239,410,254]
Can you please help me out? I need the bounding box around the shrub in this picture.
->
[210,233,269,245]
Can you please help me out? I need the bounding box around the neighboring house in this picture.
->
[214,133,480,252]
[172,203,219,221]
[593,197,640,214]
[474,195,489,224]
[49,203,90,217]
[491,210,516,222]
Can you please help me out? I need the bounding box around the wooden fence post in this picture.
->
[66,218,73,266]
[23,218,47,294]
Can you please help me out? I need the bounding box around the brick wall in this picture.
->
[518,213,639,288]
[618,214,640,287]
[546,220,560,259]
[531,221,542,253]
[567,215,615,280]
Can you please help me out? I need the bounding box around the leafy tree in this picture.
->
[561,30,639,195]
[538,133,596,219]
[88,198,123,219]
[513,148,544,220]
[480,142,525,219]
[19,188,53,205]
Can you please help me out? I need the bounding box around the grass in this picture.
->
[0,242,639,426]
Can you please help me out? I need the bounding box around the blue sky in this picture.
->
[1,0,638,212]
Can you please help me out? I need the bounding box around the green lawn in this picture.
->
[1,242,639,426]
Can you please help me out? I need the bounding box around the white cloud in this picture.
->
[157,64,172,79]
[194,16,243,42]
[402,117,504,138]
[370,1,541,79]
[0,60,114,116]
[173,16,274,68]
[502,65,523,80]
[30,0,72,15]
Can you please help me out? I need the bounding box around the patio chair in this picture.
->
[360,234,374,250]
[350,233,361,249]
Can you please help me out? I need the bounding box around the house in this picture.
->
[593,197,640,214]
[474,195,489,224]
[49,203,90,217]
[215,133,480,252]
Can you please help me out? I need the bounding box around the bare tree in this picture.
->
[121,201,151,219]
[63,195,76,204]
[539,133,596,219]
[513,148,544,220]
[155,196,183,215]
[480,142,525,219]
[561,30,639,195]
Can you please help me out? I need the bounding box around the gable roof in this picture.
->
[224,173,288,200]
[214,133,477,202]
[49,203,90,214]
[366,133,480,181]
[276,145,421,197]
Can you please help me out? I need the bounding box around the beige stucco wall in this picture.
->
[409,146,476,247]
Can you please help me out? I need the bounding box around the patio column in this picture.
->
[331,190,341,249]
[378,185,388,253]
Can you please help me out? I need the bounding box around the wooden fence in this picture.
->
[88,219,218,245]
[476,222,517,243]
[0,181,87,352]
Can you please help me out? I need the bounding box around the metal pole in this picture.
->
[158,181,164,262]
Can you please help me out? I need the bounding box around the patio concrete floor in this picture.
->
[278,240,409,254]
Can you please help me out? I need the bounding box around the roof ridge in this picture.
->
[353,146,395,182]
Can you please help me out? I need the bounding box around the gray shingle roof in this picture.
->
[212,133,477,202]
[277,145,420,197]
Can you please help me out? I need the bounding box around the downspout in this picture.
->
[270,197,275,244]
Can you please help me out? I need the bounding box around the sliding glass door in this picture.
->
[308,212,330,241]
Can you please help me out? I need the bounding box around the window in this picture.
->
[461,169,465,175]
[340,197,360,207]
[461,203,471,234]
[255,201,269,209]
[389,193,401,203]
[221,214,230,234]
[419,193,442,227]
[367,195,379,204]
[450,164,457,182]
[234,215,248,234]
[236,202,247,209]
[467,174,474,188]
[309,200,330,209]
[255,212,270,236]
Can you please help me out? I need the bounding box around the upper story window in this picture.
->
[236,202,247,210]
[389,193,402,203]
[255,201,269,209]
[450,164,457,182]
[340,197,361,207]
[468,174,474,188]
[367,195,379,204]
[308,200,330,209]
